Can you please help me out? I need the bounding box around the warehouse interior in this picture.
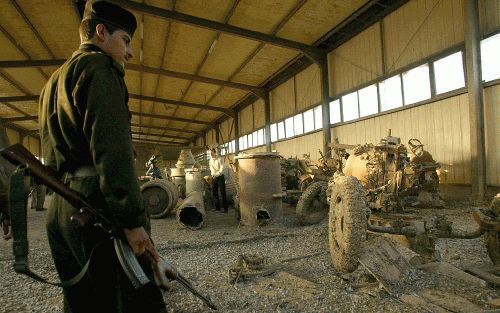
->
[1,0,500,312]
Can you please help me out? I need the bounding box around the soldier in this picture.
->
[38,1,166,312]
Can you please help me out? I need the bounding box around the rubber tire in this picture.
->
[328,175,368,272]
[296,181,329,225]
[141,179,177,219]
[485,231,500,265]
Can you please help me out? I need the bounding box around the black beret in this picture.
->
[82,0,137,37]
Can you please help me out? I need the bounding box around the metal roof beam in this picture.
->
[130,111,213,126]
[131,137,184,146]
[130,131,191,141]
[108,0,323,57]
[0,60,263,93]
[130,123,200,135]
[129,94,233,115]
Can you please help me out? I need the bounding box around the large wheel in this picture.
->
[296,181,329,225]
[328,175,368,272]
[141,179,178,219]
[485,231,500,265]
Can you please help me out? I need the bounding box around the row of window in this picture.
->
[330,32,500,123]
[219,32,500,154]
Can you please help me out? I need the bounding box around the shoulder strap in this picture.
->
[9,166,93,287]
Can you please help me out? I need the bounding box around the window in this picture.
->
[329,99,341,124]
[220,143,226,156]
[277,121,286,140]
[285,117,294,138]
[358,85,378,117]
[270,123,278,142]
[379,74,403,111]
[247,133,253,148]
[293,113,303,136]
[240,135,247,150]
[433,51,465,94]
[314,105,322,130]
[342,92,359,122]
[403,64,431,104]
[257,129,264,146]
[303,109,314,133]
[252,131,258,147]
[481,33,500,82]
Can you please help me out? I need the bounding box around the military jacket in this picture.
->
[39,44,146,230]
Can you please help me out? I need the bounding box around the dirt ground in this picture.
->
[1,196,500,313]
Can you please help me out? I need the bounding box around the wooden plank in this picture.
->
[419,289,482,313]
[400,294,452,313]
[417,262,487,287]
[358,236,412,295]
[465,265,500,287]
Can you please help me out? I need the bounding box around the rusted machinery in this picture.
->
[293,152,338,225]
[235,152,283,226]
[327,131,499,272]
[177,191,205,230]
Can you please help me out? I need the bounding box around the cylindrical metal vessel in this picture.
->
[176,191,205,230]
[185,169,204,195]
[141,179,179,219]
[171,167,186,198]
[236,152,282,226]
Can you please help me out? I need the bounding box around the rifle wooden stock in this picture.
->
[0,144,113,231]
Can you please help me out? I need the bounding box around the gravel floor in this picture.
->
[1,197,499,313]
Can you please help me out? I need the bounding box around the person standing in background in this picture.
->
[209,148,228,213]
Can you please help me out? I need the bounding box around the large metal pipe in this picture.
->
[176,191,206,230]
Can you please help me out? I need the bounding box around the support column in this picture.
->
[214,125,220,154]
[201,131,206,148]
[264,92,272,152]
[234,111,240,154]
[319,53,331,154]
[464,0,486,200]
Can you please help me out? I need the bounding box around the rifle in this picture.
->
[1,143,217,310]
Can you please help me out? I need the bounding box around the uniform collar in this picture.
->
[73,43,125,76]
[76,43,106,55]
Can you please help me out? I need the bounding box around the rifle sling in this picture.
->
[9,166,93,287]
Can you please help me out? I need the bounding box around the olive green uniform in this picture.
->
[39,44,165,313]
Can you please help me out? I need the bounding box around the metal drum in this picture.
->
[141,179,179,219]
[171,167,186,198]
[185,169,204,195]
[235,152,283,226]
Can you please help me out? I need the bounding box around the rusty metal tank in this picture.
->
[235,152,283,226]
[185,169,204,195]
[171,167,186,198]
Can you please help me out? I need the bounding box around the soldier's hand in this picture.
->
[123,227,159,261]
[153,258,178,291]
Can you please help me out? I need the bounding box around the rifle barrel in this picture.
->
[176,273,218,310]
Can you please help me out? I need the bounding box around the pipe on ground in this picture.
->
[176,191,205,230]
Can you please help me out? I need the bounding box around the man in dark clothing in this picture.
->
[39,1,166,312]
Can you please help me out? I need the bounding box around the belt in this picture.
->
[65,166,98,180]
